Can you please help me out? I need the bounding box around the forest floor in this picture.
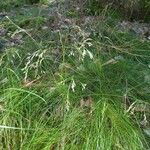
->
[0,1,150,150]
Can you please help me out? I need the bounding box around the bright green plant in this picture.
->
[0,1,150,149]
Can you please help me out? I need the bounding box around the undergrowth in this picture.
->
[0,0,150,149]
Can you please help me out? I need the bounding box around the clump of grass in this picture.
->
[0,0,49,11]
[0,1,150,149]
[85,0,150,21]
[0,0,25,10]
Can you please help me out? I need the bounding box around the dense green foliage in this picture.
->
[86,0,150,21]
[0,0,150,149]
